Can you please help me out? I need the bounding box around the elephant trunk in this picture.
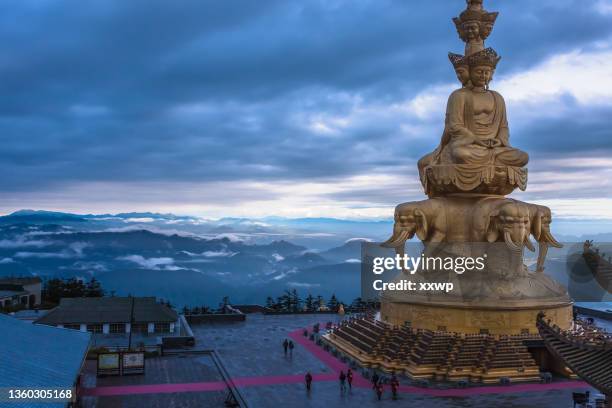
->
[536,241,548,272]
[505,230,526,277]
[382,224,414,248]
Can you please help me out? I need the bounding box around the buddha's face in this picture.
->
[470,65,493,88]
[464,22,480,40]
[454,66,470,86]
[482,23,493,38]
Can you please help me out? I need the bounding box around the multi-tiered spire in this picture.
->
[448,0,501,76]
[452,0,499,56]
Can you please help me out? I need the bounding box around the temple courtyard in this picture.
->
[80,313,598,407]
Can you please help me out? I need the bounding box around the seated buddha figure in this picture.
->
[419,48,528,177]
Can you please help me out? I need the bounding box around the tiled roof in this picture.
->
[35,297,179,325]
[0,277,42,285]
[0,290,27,298]
[0,313,90,407]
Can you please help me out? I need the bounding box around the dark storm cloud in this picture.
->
[1,0,611,200]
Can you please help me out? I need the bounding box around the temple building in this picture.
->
[35,297,181,351]
[0,276,42,309]
[0,313,90,407]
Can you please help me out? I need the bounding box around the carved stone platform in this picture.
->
[380,297,573,335]
[421,164,528,197]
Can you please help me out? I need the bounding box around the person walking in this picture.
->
[283,339,289,356]
[391,380,398,400]
[376,383,384,401]
[339,370,347,393]
[288,340,295,357]
[372,372,380,389]
[305,372,313,392]
[347,368,353,390]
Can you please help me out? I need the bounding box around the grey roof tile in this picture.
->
[35,297,178,325]
[0,313,90,408]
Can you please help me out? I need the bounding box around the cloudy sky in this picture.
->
[1,0,612,222]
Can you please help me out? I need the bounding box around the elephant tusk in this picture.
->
[542,229,563,248]
[524,238,535,252]
[504,230,521,252]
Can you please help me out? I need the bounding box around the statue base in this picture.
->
[380,298,573,335]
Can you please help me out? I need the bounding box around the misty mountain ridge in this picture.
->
[1,209,610,307]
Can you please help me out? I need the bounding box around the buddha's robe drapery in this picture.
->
[417,88,529,194]
[435,88,528,167]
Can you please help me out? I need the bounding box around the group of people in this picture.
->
[282,338,295,356]
[338,369,354,392]
[304,368,401,401]
[286,336,403,400]
[304,368,355,394]
[371,372,401,401]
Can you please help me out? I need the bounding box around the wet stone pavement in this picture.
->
[191,313,597,408]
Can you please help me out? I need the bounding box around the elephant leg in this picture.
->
[422,230,446,258]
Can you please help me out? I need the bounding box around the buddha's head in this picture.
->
[470,65,493,88]
[448,52,471,87]
[482,22,494,38]
[455,65,471,87]
[466,47,501,88]
[463,21,480,41]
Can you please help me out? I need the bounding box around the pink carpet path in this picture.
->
[80,325,589,398]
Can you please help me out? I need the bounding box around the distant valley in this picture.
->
[1,210,610,307]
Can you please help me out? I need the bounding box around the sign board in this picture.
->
[97,353,120,376]
[122,352,145,374]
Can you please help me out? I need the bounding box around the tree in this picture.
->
[316,295,325,311]
[304,294,315,312]
[85,278,104,297]
[265,296,276,309]
[42,277,104,304]
[277,292,291,312]
[350,297,365,312]
[327,294,339,311]
[290,289,301,312]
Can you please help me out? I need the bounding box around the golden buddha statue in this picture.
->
[437,48,528,168]
[419,48,528,197]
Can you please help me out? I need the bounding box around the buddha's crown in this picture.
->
[466,47,501,68]
[452,1,498,46]
[448,52,467,69]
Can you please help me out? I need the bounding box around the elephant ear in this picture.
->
[532,211,543,241]
[414,208,429,241]
[486,210,500,243]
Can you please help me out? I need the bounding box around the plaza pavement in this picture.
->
[81,313,597,407]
